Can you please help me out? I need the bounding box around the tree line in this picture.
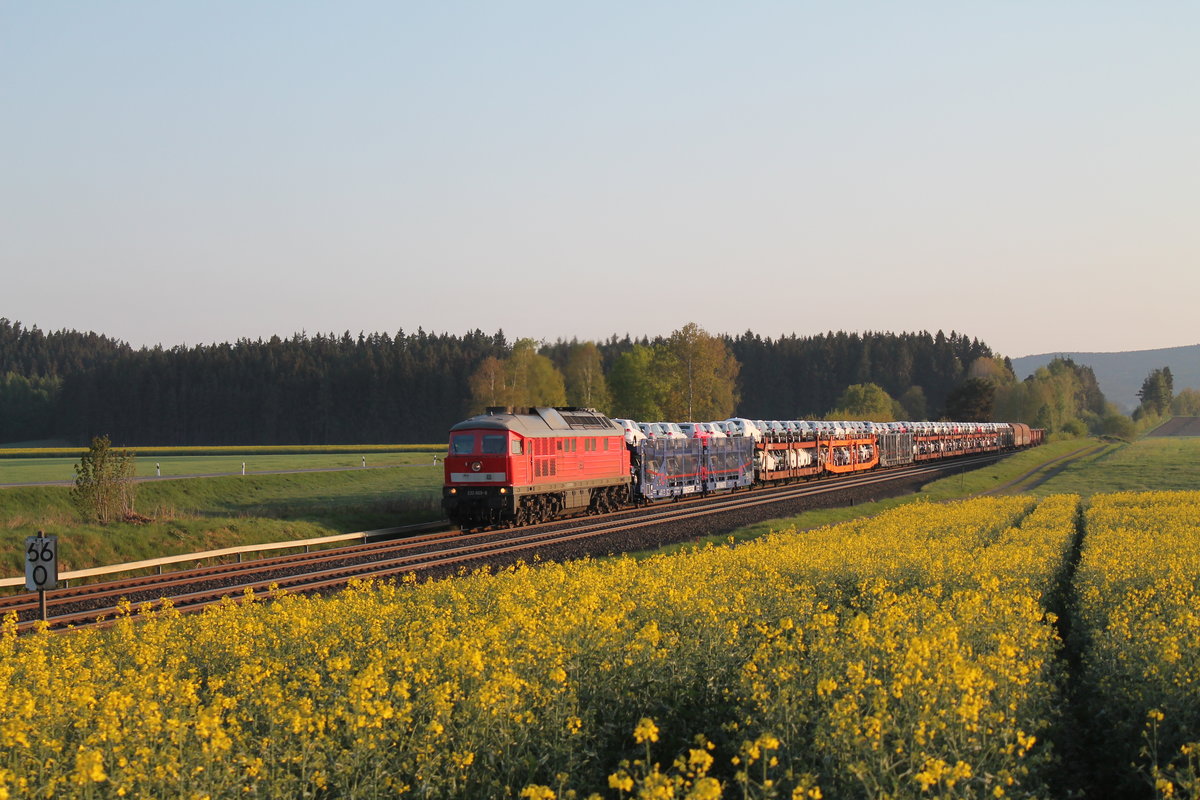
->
[490,323,742,423]
[465,326,999,426]
[1,320,508,445]
[3,317,1178,445]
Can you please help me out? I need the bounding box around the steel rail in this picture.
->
[0,527,463,615]
[0,521,450,590]
[12,454,1002,633]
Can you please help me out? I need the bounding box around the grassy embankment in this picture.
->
[685,435,1200,552]
[0,449,445,578]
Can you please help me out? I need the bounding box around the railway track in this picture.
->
[6,454,1001,633]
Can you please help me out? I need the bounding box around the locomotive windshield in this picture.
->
[451,434,475,455]
[481,435,506,455]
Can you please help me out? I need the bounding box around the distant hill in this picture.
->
[1010,344,1200,412]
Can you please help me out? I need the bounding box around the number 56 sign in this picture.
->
[25,534,58,591]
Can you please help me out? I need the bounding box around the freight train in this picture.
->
[441,406,1043,529]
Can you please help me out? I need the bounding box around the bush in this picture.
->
[1061,418,1088,437]
[71,435,138,524]
[1099,413,1137,441]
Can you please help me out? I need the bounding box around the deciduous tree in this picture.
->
[658,323,740,421]
[967,356,1014,384]
[563,341,611,411]
[467,340,567,411]
[827,383,898,421]
[468,356,507,409]
[992,357,1107,432]
[607,345,663,421]
[509,340,567,408]
[1170,387,1200,416]
[1099,412,1137,440]
[72,435,138,524]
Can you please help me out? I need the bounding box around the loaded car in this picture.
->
[676,422,711,442]
[612,418,647,446]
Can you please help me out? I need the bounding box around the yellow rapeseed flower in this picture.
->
[634,718,660,744]
[609,771,634,792]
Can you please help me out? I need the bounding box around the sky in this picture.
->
[3,2,1197,359]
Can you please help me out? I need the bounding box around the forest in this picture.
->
[0,317,1159,446]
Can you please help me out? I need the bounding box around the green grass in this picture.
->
[680,435,1200,556]
[0,450,444,484]
[1025,436,1200,496]
[0,467,444,579]
[653,438,1101,557]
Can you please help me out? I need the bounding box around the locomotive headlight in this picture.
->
[499,488,507,494]
[449,488,457,495]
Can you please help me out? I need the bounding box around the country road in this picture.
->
[0,463,441,489]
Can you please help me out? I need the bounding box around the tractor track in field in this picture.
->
[977,444,1107,496]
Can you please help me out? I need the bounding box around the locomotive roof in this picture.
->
[449,406,621,438]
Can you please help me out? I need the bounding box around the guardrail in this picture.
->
[0,523,445,590]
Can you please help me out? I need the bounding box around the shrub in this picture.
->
[70,435,138,524]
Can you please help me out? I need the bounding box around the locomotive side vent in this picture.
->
[559,413,612,430]
[534,407,572,430]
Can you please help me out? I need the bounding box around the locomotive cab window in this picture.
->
[510,439,523,455]
[481,435,506,455]
[451,435,475,455]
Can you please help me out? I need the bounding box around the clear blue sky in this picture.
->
[4,2,1197,358]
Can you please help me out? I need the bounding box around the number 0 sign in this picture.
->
[25,534,58,591]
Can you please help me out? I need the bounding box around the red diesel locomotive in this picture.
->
[442,406,631,528]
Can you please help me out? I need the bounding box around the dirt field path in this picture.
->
[977,444,1108,495]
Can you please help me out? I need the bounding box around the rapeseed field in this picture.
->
[0,493,1196,799]
[1074,491,1200,799]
